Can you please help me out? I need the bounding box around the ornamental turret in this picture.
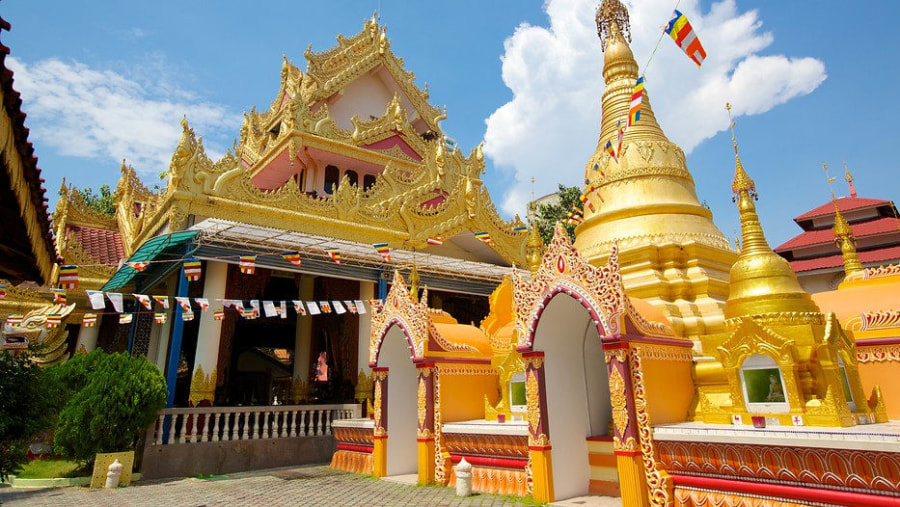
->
[574,0,736,343]
[832,198,864,276]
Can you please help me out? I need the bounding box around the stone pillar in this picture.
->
[188,261,227,406]
[523,351,554,503]
[372,367,389,477]
[293,276,315,396]
[358,281,375,371]
[75,320,100,353]
[416,363,436,485]
[604,342,648,507]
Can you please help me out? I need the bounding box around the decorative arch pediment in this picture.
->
[717,318,796,369]
[370,271,429,365]
[512,224,674,350]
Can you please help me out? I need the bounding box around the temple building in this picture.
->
[774,170,900,293]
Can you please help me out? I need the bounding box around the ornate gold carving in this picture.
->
[417,376,427,432]
[629,346,671,506]
[609,366,628,440]
[856,344,900,363]
[846,309,900,332]
[1,303,76,366]
[634,345,693,363]
[373,378,384,436]
[525,369,541,437]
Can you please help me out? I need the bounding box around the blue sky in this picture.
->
[3,0,898,247]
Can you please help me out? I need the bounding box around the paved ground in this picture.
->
[0,465,622,506]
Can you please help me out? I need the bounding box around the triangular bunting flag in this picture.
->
[195,298,210,312]
[306,301,321,315]
[58,265,78,289]
[107,293,124,313]
[513,225,528,232]
[332,300,346,315]
[319,301,333,314]
[134,294,153,310]
[153,295,170,310]
[263,300,278,318]
[175,297,192,312]
[182,311,195,322]
[126,261,149,272]
[50,288,67,304]
[279,301,287,319]
[344,300,357,314]
[355,300,367,314]
[628,77,645,127]
[239,255,257,275]
[0,284,7,300]
[87,290,106,310]
[250,300,260,319]
[281,251,302,267]
[665,10,707,67]
[326,249,341,264]
[373,243,391,262]
[293,300,307,316]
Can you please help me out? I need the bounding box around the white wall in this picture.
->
[534,294,610,500]
[379,326,419,476]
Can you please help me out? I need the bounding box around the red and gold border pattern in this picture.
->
[330,451,374,475]
[442,433,529,459]
[856,344,900,363]
[447,464,529,497]
[674,486,812,507]
[630,346,671,506]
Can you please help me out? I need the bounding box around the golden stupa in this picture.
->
[574,0,737,344]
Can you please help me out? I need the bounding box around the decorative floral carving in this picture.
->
[609,366,629,440]
[856,344,900,363]
[526,370,541,437]
[629,346,671,507]
[417,376,427,434]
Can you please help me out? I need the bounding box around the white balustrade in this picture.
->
[149,403,361,446]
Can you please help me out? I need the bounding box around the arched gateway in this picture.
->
[512,225,693,505]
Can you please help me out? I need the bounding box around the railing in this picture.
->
[149,403,361,446]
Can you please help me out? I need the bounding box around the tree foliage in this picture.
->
[533,184,583,244]
[0,348,55,480]
[52,350,167,463]
[77,184,116,218]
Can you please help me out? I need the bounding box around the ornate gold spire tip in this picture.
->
[726,103,755,195]
[596,0,631,48]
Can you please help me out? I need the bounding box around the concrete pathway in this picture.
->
[0,465,621,506]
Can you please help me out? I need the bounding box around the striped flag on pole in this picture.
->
[239,255,256,275]
[281,251,302,267]
[628,77,645,127]
[665,10,707,67]
[605,140,618,162]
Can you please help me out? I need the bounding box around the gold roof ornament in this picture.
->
[832,195,864,276]
[408,264,420,301]
[724,103,819,319]
[596,0,631,48]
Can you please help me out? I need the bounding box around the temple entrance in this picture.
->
[533,293,612,501]
[378,325,418,476]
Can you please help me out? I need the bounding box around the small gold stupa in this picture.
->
[575,0,737,345]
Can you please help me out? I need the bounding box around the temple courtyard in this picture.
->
[0,466,621,506]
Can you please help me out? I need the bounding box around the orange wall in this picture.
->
[858,361,900,420]
[440,374,499,422]
[641,355,695,425]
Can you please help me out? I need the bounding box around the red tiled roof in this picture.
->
[775,217,900,251]
[0,17,58,272]
[67,224,125,265]
[789,245,900,273]
[794,197,892,222]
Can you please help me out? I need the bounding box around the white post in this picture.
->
[105,459,123,489]
[293,276,315,387]
[358,281,375,373]
[189,261,228,406]
[74,320,100,353]
[455,457,473,497]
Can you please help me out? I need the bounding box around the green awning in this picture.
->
[102,231,200,292]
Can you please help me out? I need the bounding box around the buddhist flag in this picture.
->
[306,301,321,315]
[326,249,341,264]
[134,294,153,310]
[233,301,245,314]
[59,265,78,289]
[580,192,595,213]
[665,10,706,67]
[126,261,149,272]
[239,255,256,275]
[153,295,170,310]
[566,209,584,225]
[263,300,278,318]
[319,301,333,314]
[175,297,192,312]
[474,232,493,245]
[107,292,124,313]
[87,290,106,310]
[6,314,23,326]
[332,300,347,315]
[616,120,626,157]
[344,300,357,314]
[50,288,67,304]
[154,312,167,324]
[213,310,225,321]
[184,259,202,281]
[182,311,195,322]
[250,300,260,319]
[46,313,62,328]
[281,251,302,267]
[513,225,528,232]
[82,313,98,327]
[0,284,6,300]
[293,300,307,316]
[195,298,210,312]
[628,77,645,127]
[605,140,618,163]
[119,313,133,325]
[355,300,367,314]
[373,243,391,262]
[278,301,287,319]
[426,236,444,246]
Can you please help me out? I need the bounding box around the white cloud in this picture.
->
[485,0,826,216]
[7,56,238,177]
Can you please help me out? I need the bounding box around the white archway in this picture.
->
[378,325,419,476]
[534,293,612,500]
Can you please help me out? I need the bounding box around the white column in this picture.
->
[189,261,228,406]
[75,320,99,353]
[293,276,315,382]
[154,272,179,372]
[358,281,375,372]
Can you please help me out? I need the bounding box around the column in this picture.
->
[605,342,649,507]
[188,261,228,407]
[524,351,554,503]
[358,281,375,371]
[416,363,436,485]
[154,281,177,372]
[372,367,389,477]
[292,275,315,402]
[166,257,191,408]
[74,319,100,353]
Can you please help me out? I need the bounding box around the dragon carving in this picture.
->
[1,303,77,366]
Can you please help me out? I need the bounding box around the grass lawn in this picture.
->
[15,459,85,479]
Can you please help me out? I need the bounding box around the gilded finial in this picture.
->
[408,265,420,301]
[121,158,128,173]
[733,235,741,252]
[596,0,631,48]
[844,160,858,198]
[823,162,838,197]
[727,103,755,195]
[832,195,863,275]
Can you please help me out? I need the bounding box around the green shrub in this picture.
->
[53,351,167,463]
[0,347,54,481]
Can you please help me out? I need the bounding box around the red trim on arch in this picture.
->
[373,317,419,366]
[672,474,900,506]
[522,286,609,352]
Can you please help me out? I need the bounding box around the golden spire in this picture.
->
[408,265,420,301]
[724,103,819,319]
[844,160,858,198]
[525,176,545,273]
[832,194,864,275]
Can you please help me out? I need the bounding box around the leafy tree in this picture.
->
[0,347,55,480]
[533,184,583,244]
[53,351,167,463]
[76,184,116,218]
